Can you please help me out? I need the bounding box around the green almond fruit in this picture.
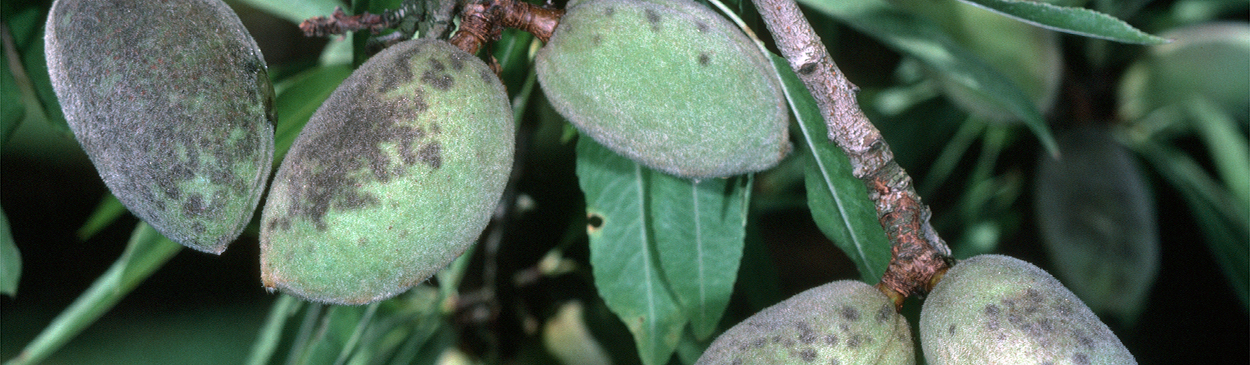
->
[44,0,275,254]
[536,0,790,178]
[1034,127,1159,322]
[698,280,914,364]
[260,39,514,305]
[920,255,1136,365]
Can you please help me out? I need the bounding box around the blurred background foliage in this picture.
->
[1,0,1246,363]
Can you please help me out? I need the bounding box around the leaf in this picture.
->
[1,32,25,145]
[768,54,892,284]
[234,0,347,25]
[1186,97,1249,204]
[2,2,70,136]
[651,173,749,340]
[272,65,353,166]
[956,0,1169,44]
[1132,139,1249,310]
[4,223,182,365]
[76,194,126,241]
[245,295,304,365]
[576,137,687,365]
[798,0,1059,156]
[0,204,18,297]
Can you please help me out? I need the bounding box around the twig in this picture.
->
[299,6,401,37]
[750,0,952,304]
[449,0,562,54]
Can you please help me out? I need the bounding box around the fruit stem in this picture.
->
[448,0,564,55]
[750,0,953,304]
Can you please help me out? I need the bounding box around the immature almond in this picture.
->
[698,280,914,364]
[260,39,513,305]
[536,0,789,178]
[920,255,1136,365]
[44,0,275,253]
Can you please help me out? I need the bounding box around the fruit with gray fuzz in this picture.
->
[697,280,914,365]
[44,0,275,254]
[1035,127,1158,322]
[536,0,789,178]
[260,39,514,305]
[920,255,1136,365]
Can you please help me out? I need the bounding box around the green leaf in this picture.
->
[1133,139,1249,310]
[768,54,892,284]
[76,194,126,241]
[0,204,18,297]
[576,137,686,365]
[955,0,1169,44]
[4,223,182,365]
[234,0,347,25]
[2,2,70,136]
[1186,97,1250,204]
[651,173,749,340]
[1,32,25,145]
[799,0,1059,156]
[245,295,304,365]
[272,65,353,166]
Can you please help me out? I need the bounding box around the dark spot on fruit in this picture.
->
[448,53,466,71]
[421,69,454,90]
[798,62,818,75]
[269,75,426,231]
[1077,334,1095,348]
[824,334,838,347]
[696,21,709,33]
[876,304,892,323]
[751,337,767,348]
[645,9,661,32]
[428,58,445,72]
[381,47,420,93]
[846,334,864,349]
[947,324,956,336]
[698,53,710,66]
[829,358,840,365]
[604,6,615,17]
[184,193,205,215]
[480,68,494,84]
[418,141,442,169]
[1072,353,1090,365]
[799,348,817,362]
[592,34,602,46]
[984,304,1001,331]
[796,322,817,344]
[840,305,860,321]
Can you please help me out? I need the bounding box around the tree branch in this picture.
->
[750,0,952,304]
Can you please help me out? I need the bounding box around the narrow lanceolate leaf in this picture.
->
[6,223,181,365]
[799,0,1058,156]
[76,194,126,241]
[956,0,1169,44]
[577,137,687,365]
[1,204,19,297]
[770,54,892,284]
[1133,139,1249,309]
[651,173,749,340]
